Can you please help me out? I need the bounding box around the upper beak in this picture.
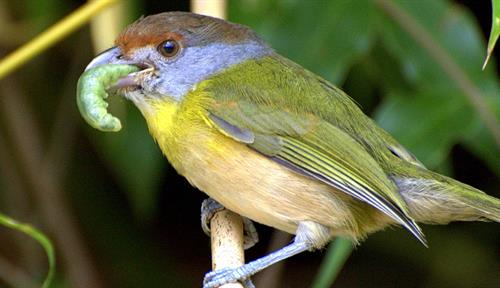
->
[85,47,121,71]
[85,46,122,71]
[85,47,155,90]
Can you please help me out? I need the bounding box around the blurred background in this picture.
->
[0,0,499,287]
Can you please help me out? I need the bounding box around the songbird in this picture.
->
[84,12,500,287]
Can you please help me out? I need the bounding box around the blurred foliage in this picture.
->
[229,0,377,84]
[311,237,353,288]
[0,0,498,288]
[375,0,500,175]
[93,106,165,220]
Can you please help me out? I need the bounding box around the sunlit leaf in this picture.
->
[483,0,500,69]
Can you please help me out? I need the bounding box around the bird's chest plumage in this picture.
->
[146,103,303,233]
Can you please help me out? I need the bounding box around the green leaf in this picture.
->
[311,238,353,288]
[462,91,500,176]
[375,88,475,168]
[229,0,377,84]
[378,0,489,88]
[376,0,500,172]
[0,212,55,288]
[483,0,500,69]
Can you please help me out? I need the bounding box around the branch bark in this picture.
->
[210,210,245,288]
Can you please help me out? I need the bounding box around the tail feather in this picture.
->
[393,171,500,224]
[458,190,500,222]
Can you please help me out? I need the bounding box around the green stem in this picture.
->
[0,0,119,80]
[0,212,55,288]
[311,237,354,288]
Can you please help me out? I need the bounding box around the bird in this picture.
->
[83,11,500,287]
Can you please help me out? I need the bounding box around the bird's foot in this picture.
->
[201,198,224,236]
[203,267,255,288]
[200,198,259,249]
[242,218,258,249]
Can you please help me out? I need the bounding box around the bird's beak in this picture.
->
[85,46,122,71]
[85,46,154,90]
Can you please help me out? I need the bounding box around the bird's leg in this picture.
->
[201,198,259,249]
[203,240,310,288]
[203,221,329,288]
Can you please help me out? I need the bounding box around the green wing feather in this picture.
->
[207,102,425,244]
[200,54,426,244]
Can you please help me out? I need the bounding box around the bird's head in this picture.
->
[86,12,272,111]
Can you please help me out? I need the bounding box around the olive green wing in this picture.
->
[205,100,426,244]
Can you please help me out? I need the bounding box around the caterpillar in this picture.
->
[76,64,140,132]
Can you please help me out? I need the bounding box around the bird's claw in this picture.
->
[201,198,225,236]
[201,198,259,249]
[242,218,258,249]
[203,267,255,288]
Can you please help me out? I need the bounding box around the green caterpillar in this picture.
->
[77,64,140,132]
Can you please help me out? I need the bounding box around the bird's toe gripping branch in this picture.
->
[203,267,256,288]
[201,198,259,249]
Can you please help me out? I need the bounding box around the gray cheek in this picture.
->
[151,41,272,100]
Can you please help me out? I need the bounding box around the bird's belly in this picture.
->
[175,131,359,235]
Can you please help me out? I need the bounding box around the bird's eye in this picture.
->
[158,39,180,57]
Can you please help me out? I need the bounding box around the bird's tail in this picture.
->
[393,169,500,224]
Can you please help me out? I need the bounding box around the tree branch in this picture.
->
[210,210,245,288]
